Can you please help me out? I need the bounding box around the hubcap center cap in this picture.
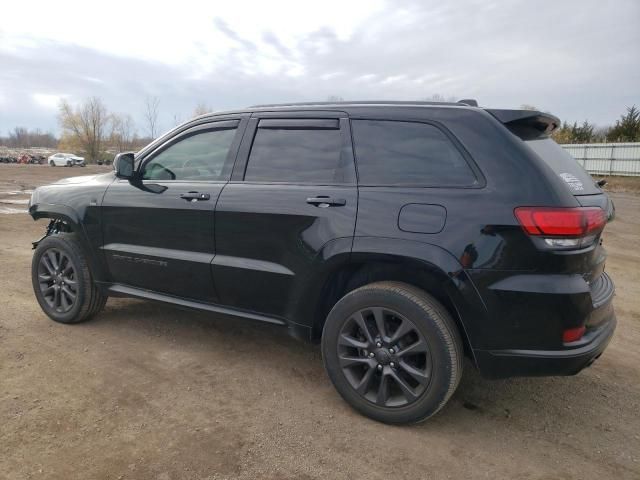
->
[375,349,392,365]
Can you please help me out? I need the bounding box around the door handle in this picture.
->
[180,191,211,202]
[306,196,347,208]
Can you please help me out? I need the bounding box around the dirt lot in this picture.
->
[1,165,639,480]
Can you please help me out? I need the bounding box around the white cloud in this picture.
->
[0,0,638,133]
[32,93,64,110]
[0,0,386,71]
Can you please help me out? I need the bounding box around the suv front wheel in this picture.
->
[31,233,107,324]
[322,281,463,424]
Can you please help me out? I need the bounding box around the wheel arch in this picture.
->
[299,237,485,366]
[30,202,83,228]
[29,203,107,283]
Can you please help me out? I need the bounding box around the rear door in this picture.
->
[213,112,357,318]
[101,118,246,302]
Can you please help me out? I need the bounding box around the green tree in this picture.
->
[608,105,640,142]
[574,120,595,143]
[551,121,573,144]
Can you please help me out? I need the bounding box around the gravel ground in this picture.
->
[1,165,639,479]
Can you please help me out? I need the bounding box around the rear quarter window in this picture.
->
[351,119,477,186]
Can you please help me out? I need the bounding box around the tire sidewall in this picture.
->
[322,285,458,424]
[31,235,89,323]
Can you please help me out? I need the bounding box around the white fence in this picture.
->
[561,143,640,177]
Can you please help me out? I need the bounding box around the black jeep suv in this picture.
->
[29,100,616,424]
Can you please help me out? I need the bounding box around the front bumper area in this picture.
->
[474,314,616,379]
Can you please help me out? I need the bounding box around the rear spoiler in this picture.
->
[486,109,560,140]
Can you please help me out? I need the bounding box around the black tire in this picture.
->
[50,161,55,167]
[322,281,463,424]
[31,233,107,324]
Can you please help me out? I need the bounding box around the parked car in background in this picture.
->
[47,153,85,167]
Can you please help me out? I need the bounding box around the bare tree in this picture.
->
[58,97,109,162]
[0,127,58,148]
[193,102,210,117]
[143,95,160,139]
[423,94,457,103]
[110,114,136,152]
[10,127,28,147]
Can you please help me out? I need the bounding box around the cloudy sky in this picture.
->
[1,0,638,136]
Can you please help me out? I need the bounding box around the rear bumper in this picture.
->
[475,310,616,379]
[469,270,616,379]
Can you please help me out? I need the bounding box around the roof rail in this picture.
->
[249,100,464,108]
[457,99,478,107]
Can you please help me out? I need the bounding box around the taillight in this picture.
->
[562,326,586,343]
[514,207,606,248]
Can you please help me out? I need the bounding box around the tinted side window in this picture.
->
[351,120,477,186]
[244,122,348,183]
[142,127,237,181]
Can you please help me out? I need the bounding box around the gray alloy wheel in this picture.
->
[37,248,78,314]
[336,306,432,407]
[32,233,107,324]
[322,281,463,424]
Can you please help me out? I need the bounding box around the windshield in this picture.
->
[525,138,601,195]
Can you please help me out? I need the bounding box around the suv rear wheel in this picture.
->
[31,233,107,324]
[322,281,463,424]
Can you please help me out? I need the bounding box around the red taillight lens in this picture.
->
[514,207,606,237]
[562,326,586,343]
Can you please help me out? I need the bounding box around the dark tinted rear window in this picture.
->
[525,138,600,195]
[351,120,477,186]
[245,124,349,183]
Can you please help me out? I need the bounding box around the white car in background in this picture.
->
[47,153,86,167]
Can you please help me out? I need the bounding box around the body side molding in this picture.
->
[107,284,287,326]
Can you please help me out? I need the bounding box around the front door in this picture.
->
[101,119,245,302]
[213,114,358,318]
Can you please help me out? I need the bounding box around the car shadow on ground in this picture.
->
[87,297,631,443]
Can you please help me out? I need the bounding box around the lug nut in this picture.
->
[377,364,383,371]
[390,362,396,368]
[389,348,395,354]
[376,342,382,348]
[368,352,375,358]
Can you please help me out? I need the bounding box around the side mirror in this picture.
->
[113,152,136,179]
